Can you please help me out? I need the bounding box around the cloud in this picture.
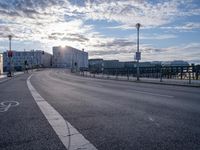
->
[161,22,200,31]
[61,34,89,42]
[140,43,200,63]
[140,34,177,40]
[92,38,135,48]
[0,0,199,64]
[74,0,180,27]
[89,49,133,56]
[89,42,200,64]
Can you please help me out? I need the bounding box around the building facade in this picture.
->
[0,54,3,74]
[3,50,52,71]
[161,60,189,67]
[89,59,104,73]
[52,46,88,70]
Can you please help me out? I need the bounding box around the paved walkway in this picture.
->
[0,72,24,83]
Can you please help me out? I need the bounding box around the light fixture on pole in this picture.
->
[8,35,13,77]
[135,23,141,81]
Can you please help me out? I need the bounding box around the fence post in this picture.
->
[180,67,183,80]
[116,69,118,79]
[127,68,129,80]
[189,71,191,84]
[196,71,199,80]
[107,71,109,79]
[160,68,163,82]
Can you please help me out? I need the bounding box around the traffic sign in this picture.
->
[135,52,141,60]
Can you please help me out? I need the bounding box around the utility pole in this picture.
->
[135,23,141,81]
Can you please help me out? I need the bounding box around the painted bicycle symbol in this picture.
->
[0,101,19,112]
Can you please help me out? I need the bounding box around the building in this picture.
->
[124,61,137,68]
[52,46,88,70]
[139,62,154,67]
[89,59,104,73]
[0,53,3,74]
[3,50,52,71]
[103,60,124,68]
[161,60,189,67]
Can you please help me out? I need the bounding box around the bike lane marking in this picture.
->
[0,101,20,112]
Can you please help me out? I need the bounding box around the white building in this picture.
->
[52,46,88,70]
[3,50,52,71]
[0,53,3,74]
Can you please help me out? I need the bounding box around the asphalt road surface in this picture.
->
[1,69,200,150]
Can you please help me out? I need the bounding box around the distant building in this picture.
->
[3,50,52,71]
[124,61,137,68]
[139,62,154,67]
[89,59,104,73]
[52,46,88,70]
[103,60,124,68]
[150,61,162,66]
[162,60,189,67]
[88,58,191,75]
[0,53,3,74]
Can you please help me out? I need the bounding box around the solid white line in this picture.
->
[27,75,97,150]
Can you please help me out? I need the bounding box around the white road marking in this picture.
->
[0,101,19,112]
[27,75,97,150]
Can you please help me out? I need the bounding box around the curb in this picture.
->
[0,72,25,84]
[134,80,200,88]
[76,74,200,88]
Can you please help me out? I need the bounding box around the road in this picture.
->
[1,69,200,150]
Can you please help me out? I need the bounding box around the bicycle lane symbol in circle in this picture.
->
[0,101,20,112]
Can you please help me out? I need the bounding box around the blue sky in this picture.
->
[0,0,200,64]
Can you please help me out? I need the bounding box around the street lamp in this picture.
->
[8,35,13,77]
[135,23,141,81]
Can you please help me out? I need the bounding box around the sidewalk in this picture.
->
[79,72,200,87]
[0,74,6,79]
[0,72,24,83]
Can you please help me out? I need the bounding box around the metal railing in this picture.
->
[80,65,200,85]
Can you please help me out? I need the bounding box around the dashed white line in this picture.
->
[27,75,97,150]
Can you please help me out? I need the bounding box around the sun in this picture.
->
[60,44,66,48]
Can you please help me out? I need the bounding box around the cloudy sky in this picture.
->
[0,0,200,64]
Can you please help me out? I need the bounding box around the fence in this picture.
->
[80,65,200,85]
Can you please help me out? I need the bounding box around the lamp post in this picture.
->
[136,23,141,81]
[8,35,13,77]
